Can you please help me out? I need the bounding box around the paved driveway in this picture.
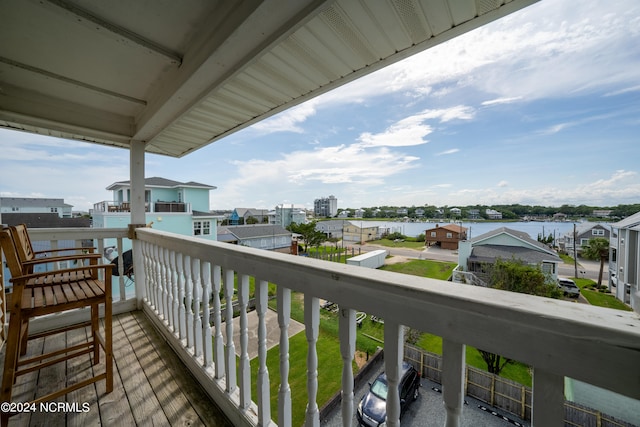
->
[322,364,529,427]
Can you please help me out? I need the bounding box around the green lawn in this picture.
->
[249,329,347,427]
[368,239,425,250]
[416,334,532,387]
[573,278,633,311]
[380,259,456,280]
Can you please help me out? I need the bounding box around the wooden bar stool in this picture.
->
[0,228,113,426]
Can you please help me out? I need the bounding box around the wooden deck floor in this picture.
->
[1,310,233,426]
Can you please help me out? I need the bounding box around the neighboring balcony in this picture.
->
[92,201,191,214]
[1,227,639,427]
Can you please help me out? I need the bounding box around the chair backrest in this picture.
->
[9,224,36,265]
[0,229,24,278]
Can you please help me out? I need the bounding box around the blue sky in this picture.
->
[1,0,639,212]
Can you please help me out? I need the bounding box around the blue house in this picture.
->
[93,177,219,241]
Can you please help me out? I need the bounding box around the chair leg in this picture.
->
[91,304,99,364]
[1,307,23,411]
[104,299,113,393]
[19,319,29,356]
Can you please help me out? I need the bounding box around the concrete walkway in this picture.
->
[222,308,305,358]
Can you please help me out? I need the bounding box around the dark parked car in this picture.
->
[558,278,580,298]
[356,362,420,426]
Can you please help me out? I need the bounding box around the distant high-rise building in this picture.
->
[314,195,338,217]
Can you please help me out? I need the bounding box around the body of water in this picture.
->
[354,220,590,241]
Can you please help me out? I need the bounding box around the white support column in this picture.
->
[339,307,356,427]
[384,321,404,427]
[304,295,320,427]
[277,286,292,427]
[224,268,236,393]
[442,339,466,427]
[532,368,564,427]
[130,140,146,309]
[238,274,251,409]
[255,279,271,426]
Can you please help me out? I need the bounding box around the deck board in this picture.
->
[1,311,233,426]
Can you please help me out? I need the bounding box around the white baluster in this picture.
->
[116,237,126,300]
[144,241,154,306]
[238,274,250,409]
[185,255,194,348]
[163,247,171,323]
[384,321,404,427]
[160,246,169,320]
[224,268,236,393]
[177,252,186,340]
[171,250,179,334]
[278,286,292,427]
[532,368,564,427]
[339,307,355,426]
[202,261,213,367]
[305,296,320,427]
[154,244,162,313]
[212,265,225,379]
[192,257,203,357]
[256,279,271,425]
[141,241,151,304]
[442,339,466,427]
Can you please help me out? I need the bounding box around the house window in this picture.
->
[446,232,453,238]
[580,238,590,246]
[430,232,436,237]
[592,229,605,236]
[193,220,211,236]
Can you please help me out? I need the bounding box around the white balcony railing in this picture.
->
[4,228,640,427]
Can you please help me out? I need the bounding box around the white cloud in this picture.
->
[482,97,523,106]
[251,101,318,134]
[436,149,459,156]
[356,106,474,148]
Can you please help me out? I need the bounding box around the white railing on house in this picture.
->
[3,228,639,427]
[451,266,489,287]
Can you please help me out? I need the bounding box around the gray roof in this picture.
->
[107,177,215,190]
[471,226,556,256]
[2,213,91,228]
[224,225,291,239]
[0,197,72,208]
[469,244,560,265]
[612,211,640,229]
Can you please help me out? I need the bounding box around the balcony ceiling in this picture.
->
[0,0,537,158]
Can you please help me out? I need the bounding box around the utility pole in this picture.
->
[573,223,578,278]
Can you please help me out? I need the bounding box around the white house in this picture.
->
[456,227,561,286]
[0,197,73,218]
[609,211,640,313]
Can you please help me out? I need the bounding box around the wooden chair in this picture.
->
[8,224,102,355]
[9,223,98,274]
[0,228,113,425]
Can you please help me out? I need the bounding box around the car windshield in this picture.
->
[370,378,388,400]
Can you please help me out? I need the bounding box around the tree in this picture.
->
[245,216,258,224]
[287,221,326,251]
[478,258,561,375]
[581,237,609,286]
